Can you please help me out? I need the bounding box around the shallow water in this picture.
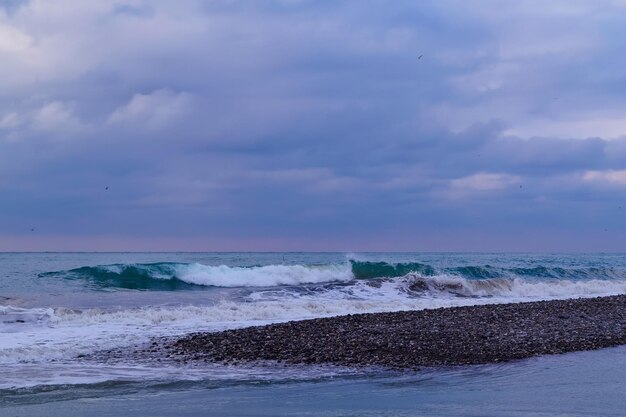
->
[6,346,626,416]
[2,252,626,415]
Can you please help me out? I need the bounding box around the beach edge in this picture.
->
[165,295,626,368]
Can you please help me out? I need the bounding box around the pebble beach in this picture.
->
[168,295,626,368]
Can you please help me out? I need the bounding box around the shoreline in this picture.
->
[166,295,626,369]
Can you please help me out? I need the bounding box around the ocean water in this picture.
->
[2,252,626,416]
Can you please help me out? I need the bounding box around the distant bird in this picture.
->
[418,54,423,59]
[519,185,523,189]
[30,228,34,232]
[105,186,109,190]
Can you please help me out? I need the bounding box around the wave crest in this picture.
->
[41,262,353,289]
[403,274,626,298]
[39,260,626,292]
[350,260,435,279]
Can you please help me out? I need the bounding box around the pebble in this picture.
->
[165,295,626,368]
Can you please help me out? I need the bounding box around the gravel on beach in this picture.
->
[166,295,626,368]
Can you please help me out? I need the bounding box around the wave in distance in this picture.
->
[36,260,626,300]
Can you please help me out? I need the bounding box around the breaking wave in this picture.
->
[349,260,435,279]
[40,262,353,290]
[5,275,626,366]
[399,274,626,298]
[39,260,626,296]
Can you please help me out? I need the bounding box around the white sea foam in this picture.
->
[0,306,55,328]
[3,273,626,388]
[0,361,364,390]
[401,274,626,298]
[171,263,353,287]
[4,275,626,365]
[0,297,491,367]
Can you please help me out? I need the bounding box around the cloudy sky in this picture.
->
[1,0,626,251]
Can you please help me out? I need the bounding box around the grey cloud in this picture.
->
[0,0,27,14]
[2,0,626,250]
[112,3,154,18]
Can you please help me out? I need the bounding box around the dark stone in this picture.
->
[158,295,626,369]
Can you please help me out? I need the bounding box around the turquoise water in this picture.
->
[2,252,626,416]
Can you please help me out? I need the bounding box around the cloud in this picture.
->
[0,24,31,52]
[449,172,521,193]
[107,89,194,130]
[583,169,626,186]
[31,101,86,134]
[0,112,20,129]
[0,100,87,142]
[112,3,154,18]
[2,0,626,250]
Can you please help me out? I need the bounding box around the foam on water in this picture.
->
[174,263,353,287]
[42,260,626,291]
[0,295,476,388]
[399,274,626,298]
[6,253,626,390]
[4,273,626,369]
[0,306,56,335]
[44,262,354,290]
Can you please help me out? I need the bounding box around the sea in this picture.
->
[2,252,626,416]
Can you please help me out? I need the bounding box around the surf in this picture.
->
[40,262,354,289]
[38,260,626,292]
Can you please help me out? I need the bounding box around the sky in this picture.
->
[1,0,626,252]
